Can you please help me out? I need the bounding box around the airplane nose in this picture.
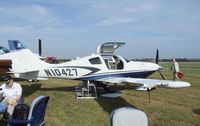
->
[150,63,160,71]
[182,82,191,87]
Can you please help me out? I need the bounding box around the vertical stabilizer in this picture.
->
[8,40,27,51]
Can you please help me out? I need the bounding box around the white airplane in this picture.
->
[0,41,191,100]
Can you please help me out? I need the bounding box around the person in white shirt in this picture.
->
[0,75,22,117]
[172,58,180,80]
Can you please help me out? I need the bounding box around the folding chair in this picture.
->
[8,96,50,126]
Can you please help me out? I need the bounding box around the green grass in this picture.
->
[0,62,200,126]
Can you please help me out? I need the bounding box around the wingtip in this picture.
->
[184,82,191,87]
[168,81,191,88]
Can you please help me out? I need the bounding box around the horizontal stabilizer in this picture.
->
[15,70,40,80]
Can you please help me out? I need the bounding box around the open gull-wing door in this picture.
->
[97,42,125,54]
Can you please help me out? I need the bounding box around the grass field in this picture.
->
[0,62,200,126]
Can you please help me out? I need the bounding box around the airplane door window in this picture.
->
[89,57,102,64]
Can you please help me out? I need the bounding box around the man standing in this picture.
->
[0,75,22,118]
[172,58,180,80]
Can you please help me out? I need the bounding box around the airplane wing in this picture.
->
[97,77,191,90]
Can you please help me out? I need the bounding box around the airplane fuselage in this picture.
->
[0,41,191,91]
[37,53,160,81]
[0,48,160,81]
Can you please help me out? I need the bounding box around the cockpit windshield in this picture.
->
[0,46,10,54]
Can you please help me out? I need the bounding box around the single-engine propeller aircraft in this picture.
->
[0,41,191,101]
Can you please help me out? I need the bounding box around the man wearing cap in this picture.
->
[0,75,22,117]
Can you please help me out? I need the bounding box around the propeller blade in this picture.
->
[158,70,165,80]
[156,49,159,64]
[155,49,165,80]
[38,39,42,56]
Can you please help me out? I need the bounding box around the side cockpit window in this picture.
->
[89,57,102,64]
[102,55,124,70]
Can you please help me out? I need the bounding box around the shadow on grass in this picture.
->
[192,108,200,116]
[21,83,42,97]
[22,84,75,96]
[39,86,75,92]
[95,85,138,114]
[94,84,141,115]
[96,96,137,115]
[38,83,139,115]
[107,84,139,91]
[35,83,139,115]
[35,83,137,92]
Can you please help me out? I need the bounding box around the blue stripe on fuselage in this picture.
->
[77,71,156,80]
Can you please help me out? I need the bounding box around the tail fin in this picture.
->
[10,48,51,80]
[8,40,27,50]
[1,41,51,80]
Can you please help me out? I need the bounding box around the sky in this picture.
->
[0,0,200,59]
